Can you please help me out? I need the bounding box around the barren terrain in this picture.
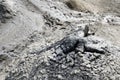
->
[0,0,120,80]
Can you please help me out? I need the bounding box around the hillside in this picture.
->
[0,0,120,80]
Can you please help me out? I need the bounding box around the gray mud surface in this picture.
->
[0,0,120,80]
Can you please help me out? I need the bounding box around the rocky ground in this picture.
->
[0,0,120,80]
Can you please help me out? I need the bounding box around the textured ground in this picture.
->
[0,0,120,80]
